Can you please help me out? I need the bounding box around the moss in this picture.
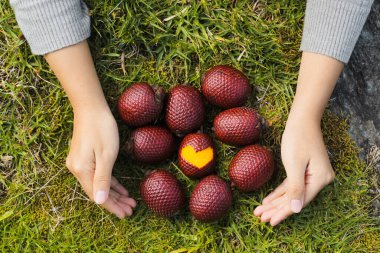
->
[351,231,380,253]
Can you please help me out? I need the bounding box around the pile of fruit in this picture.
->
[118,65,275,222]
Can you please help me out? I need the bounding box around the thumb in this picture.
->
[286,166,306,213]
[93,154,113,205]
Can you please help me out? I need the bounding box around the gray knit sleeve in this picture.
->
[300,0,374,63]
[10,0,91,55]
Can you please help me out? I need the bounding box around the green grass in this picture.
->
[1,0,379,252]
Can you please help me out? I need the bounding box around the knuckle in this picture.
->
[65,157,73,169]
[68,161,86,175]
[325,170,336,184]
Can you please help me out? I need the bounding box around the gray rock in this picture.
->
[330,0,379,153]
[329,0,379,217]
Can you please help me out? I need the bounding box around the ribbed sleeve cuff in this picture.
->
[300,0,373,63]
[10,0,91,55]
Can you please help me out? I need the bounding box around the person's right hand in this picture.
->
[65,107,137,218]
[43,41,137,218]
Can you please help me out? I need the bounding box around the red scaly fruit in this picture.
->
[118,82,165,127]
[178,133,216,179]
[165,85,205,136]
[189,175,233,222]
[228,145,274,192]
[213,107,266,146]
[201,65,252,108]
[140,170,186,217]
[125,126,175,164]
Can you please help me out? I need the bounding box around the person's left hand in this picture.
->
[253,118,335,226]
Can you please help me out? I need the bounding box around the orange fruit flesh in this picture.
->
[180,146,214,169]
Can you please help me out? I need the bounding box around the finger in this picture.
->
[119,196,137,209]
[285,163,307,213]
[116,202,133,216]
[260,197,288,222]
[102,199,127,219]
[111,176,129,196]
[109,191,129,210]
[269,193,289,206]
[253,205,265,217]
[75,169,126,219]
[254,203,273,217]
[262,179,288,204]
[255,192,288,216]
[268,187,325,226]
[302,155,335,206]
[270,203,293,226]
[303,174,330,207]
[261,207,280,222]
[93,153,115,204]
[269,179,325,227]
[109,191,134,216]
[269,166,331,226]
[109,190,136,208]
[109,189,121,201]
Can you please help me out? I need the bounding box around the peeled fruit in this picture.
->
[189,175,233,222]
[126,126,175,163]
[165,85,205,136]
[178,133,216,179]
[228,145,274,192]
[140,170,186,217]
[118,82,165,127]
[213,107,265,146]
[201,65,251,108]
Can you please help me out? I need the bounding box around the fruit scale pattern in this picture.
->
[165,85,205,135]
[213,107,264,146]
[201,65,251,109]
[229,145,274,192]
[117,83,164,127]
[128,126,175,164]
[189,175,233,222]
[140,170,185,217]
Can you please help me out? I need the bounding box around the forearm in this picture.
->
[293,0,374,123]
[288,52,344,124]
[44,41,109,115]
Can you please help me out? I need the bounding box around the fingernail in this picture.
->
[94,191,108,204]
[253,206,262,216]
[290,200,303,213]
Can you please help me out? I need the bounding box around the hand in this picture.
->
[43,41,137,218]
[253,52,343,226]
[65,107,137,218]
[253,118,335,226]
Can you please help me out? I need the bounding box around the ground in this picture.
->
[0,0,379,252]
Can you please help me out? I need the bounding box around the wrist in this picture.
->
[69,86,110,116]
[288,109,321,126]
[286,107,321,130]
[288,92,326,125]
[73,101,112,118]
